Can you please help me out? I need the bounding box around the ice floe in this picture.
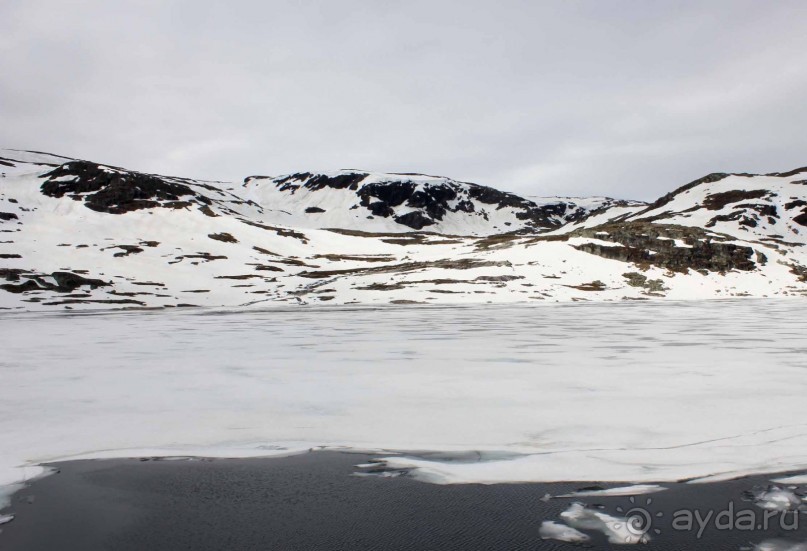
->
[538,520,590,543]
[750,540,807,551]
[746,485,806,512]
[558,502,650,544]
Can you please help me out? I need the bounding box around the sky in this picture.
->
[1,0,806,200]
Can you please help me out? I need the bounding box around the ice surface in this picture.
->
[752,540,807,551]
[538,520,590,543]
[772,475,807,485]
[1,300,807,501]
[748,486,805,511]
[555,484,667,498]
[0,465,49,510]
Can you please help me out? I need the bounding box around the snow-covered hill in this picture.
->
[1,149,806,310]
[241,170,636,234]
[625,169,807,244]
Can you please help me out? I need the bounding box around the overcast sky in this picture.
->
[1,1,806,200]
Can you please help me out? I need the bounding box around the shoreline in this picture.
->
[2,296,804,318]
[2,451,807,550]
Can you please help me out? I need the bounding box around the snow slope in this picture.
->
[626,169,807,244]
[1,149,806,311]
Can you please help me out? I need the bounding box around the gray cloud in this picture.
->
[2,0,806,200]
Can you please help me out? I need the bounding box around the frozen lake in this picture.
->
[2,300,807,500]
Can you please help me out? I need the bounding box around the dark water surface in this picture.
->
[2,451,806,550]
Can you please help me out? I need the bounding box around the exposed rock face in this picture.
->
[51,271,109,291]
[705,202,779,228]
[208,232,238,243]
[703,189,769,210]
[789,263,807,282]
[353,179,567,230]
[770,166,807,178]
[393,211,435,230]
[566,280,607,291]
[271,172,369,192]
[572,223,760,273]
[787,200,807,227]
[40,161,210,214]
[0,270,109,294]
[623,272,668,295]
[110,245,143,257]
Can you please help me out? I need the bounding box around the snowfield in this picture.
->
[1,300,807,506]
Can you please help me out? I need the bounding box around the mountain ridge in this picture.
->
[1,149,806,310]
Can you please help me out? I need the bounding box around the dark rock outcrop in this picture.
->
[394,211,435,230]
[51,271,109,291]
[1,271,109,294]
[572,223,760,273]
[272,172,369,192]
[40,161,209,214]
[208,232,238,243]
[703,189,769,210]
